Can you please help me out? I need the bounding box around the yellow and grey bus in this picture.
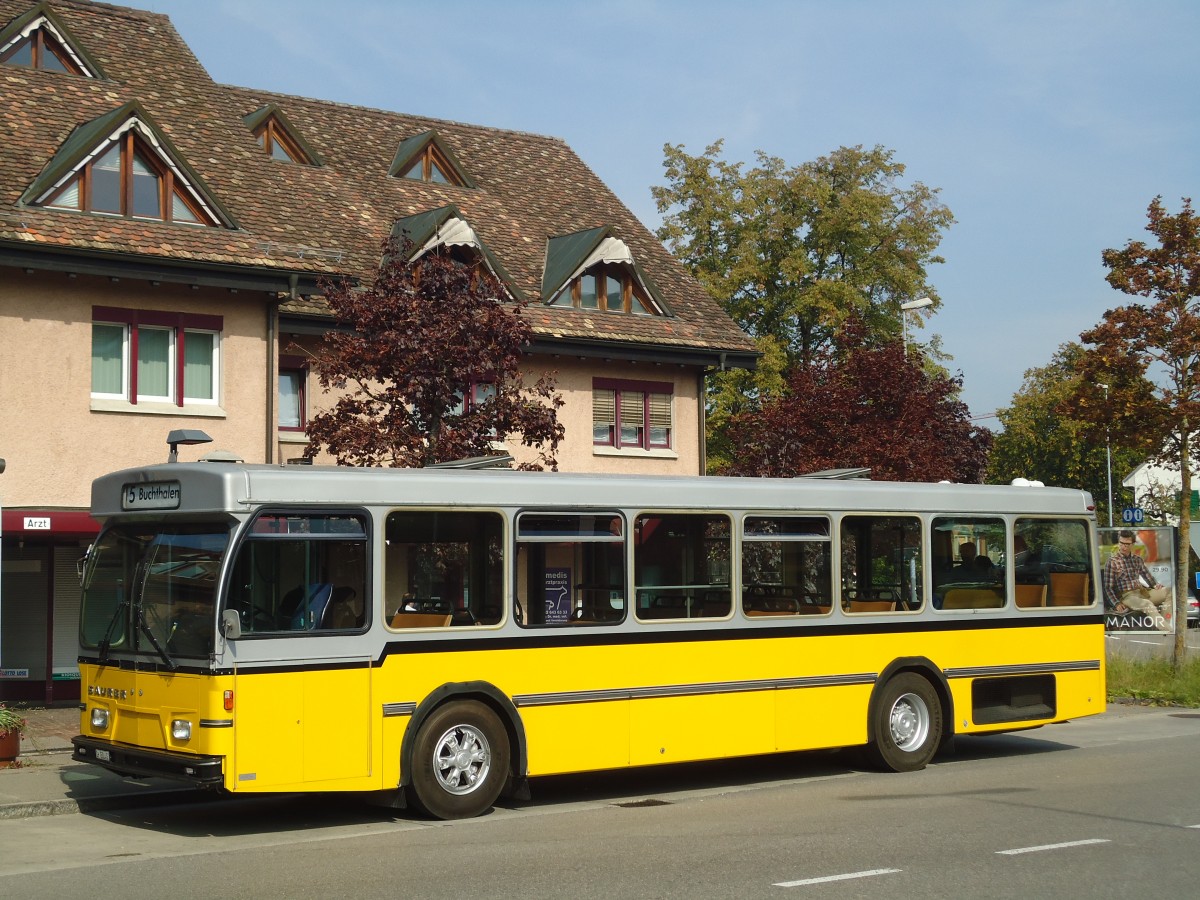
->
[73,462,1104,818]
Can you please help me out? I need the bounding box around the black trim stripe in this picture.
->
[943,660,1102,679]
[199,719,233,728]
[512,672,877,708]
[383,702,416,717]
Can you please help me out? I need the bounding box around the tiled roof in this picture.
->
[0,0,757,358]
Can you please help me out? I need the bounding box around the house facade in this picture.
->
[0,0,757,702]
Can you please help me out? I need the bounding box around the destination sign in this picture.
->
[123,481,182,510]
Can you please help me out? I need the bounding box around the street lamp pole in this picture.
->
[900,296,934,352]
[1100,383,1113,527]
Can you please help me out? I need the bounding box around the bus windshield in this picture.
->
[80,523,231,661]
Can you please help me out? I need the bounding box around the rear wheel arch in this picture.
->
[400,681,527,790]
[868,657,950,772]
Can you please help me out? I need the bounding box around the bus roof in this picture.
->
[91,462,1096,521]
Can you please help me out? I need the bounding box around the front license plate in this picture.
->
[95,749,111,762]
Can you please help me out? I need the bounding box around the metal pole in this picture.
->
[1106,432,1114,528]
[1101,383,1113,527]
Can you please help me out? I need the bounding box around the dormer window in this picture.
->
[552,262,657,315]
[390,205,522,300]
[0,7,99,77]
[389,131,473,188]
[41,131,212,225]
[256,118,308,163]
[23,103,232,228]
[543,228,669,317]
[401,143,454,184]
[243,104,319,165]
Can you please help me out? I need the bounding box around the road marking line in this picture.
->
[774,868,901,887]
[997,839,1110,855]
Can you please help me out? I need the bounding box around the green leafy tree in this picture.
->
[720,322,991,482]
[654,141,953,364]
[652,142,954,467]
[304,239,564,469]
[1069,197,1200,666]
[988,343,1148,524]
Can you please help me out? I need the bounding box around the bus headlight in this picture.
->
[90,707,109,731]
[171,719,192,741]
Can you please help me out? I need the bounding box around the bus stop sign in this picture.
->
[1121,506,1145,525]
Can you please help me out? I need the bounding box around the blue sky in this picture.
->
[140,0,1199,424]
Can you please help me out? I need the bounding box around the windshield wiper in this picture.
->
[132,561,177,672]
[97,580,128,668]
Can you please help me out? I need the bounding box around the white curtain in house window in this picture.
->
[278,371,301,427]
[183,331,215,401]
[137,326,171,400]
[91,323,125,396]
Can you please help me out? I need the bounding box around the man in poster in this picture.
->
[1103,529,1170,623]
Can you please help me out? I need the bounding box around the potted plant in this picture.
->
[0,703,27,768]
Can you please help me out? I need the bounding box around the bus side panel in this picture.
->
[522,701,630,775]
[232,671,304,789]
[629,691,776,766]
[775,683,872,751]
[231,663,373,791]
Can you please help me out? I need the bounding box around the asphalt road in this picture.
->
[1,704,1197,899]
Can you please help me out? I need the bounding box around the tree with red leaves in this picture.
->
[303,239,563,469]
[1069,196,1200,666]
[719,322,991,482]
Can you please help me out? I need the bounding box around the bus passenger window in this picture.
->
[742,516,831,617]
[516,513,626,627]
[226,512,368,634]
[1014,518,1093,608]
[634,513,731,621]
[932,516,1007,610]
[384,511,504,627]
[840,516,923,613]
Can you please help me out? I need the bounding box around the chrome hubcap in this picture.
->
[432,724,491,795]
[889,692,930,752]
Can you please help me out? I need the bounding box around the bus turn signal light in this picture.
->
[224,690,234,711]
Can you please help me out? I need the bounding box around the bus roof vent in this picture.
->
[200,449,245,464]
[799,467,872,480]
[426,454,515,470]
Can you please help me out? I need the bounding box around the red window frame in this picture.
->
[93,306,222,407]
[593,377,673,450]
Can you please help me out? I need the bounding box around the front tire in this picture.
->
[866,673,942,772]
[409,700,510,820]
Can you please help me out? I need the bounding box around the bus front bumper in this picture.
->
[72,736,224,787]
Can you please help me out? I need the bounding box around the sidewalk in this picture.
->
[0,705,193,820]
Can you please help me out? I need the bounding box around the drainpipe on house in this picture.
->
[265,276,297,464]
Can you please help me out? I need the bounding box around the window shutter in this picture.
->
[648,393,672,429]
[593,389,616,425]
[619,391,643,429]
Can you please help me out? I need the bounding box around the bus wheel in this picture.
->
[410,700,509,820]
[867,673,942,772]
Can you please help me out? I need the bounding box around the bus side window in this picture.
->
[228,512,369,634]
[741,515,832,618]
[840,515,923,613]
[516,512,626,627]
[1015,518,1093,608]
[384,510,504,628]
[931,516,1007,611]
